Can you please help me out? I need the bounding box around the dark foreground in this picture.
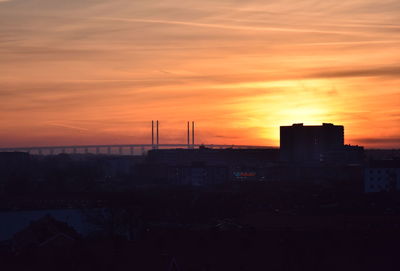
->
[1,226,399,271]
[1,183,400,271]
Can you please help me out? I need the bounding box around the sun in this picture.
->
[277,106,329,126]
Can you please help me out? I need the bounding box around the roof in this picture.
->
[12,214,80,253]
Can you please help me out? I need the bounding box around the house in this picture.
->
[12,214,80,254]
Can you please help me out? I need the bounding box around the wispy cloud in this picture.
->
[45,122,90,132]
[296,40,400,46]
[311,66,400,79]
[355,137,400,146]
[93,16,364,36]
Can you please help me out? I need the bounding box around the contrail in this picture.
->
[93,16,365,36]
[296,40,400,46]
[46,122,89,131]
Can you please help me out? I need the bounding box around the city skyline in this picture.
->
[0,0,399,148]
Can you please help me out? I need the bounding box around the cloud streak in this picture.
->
[93,16,365,36]
[311,66,400,79]
[45,122,90,132]
[355,137,400,146]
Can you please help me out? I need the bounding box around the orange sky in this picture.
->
[0,0,399,148]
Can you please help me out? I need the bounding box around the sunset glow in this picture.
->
[0,0,399,148]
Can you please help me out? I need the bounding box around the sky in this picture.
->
[0,0,399,148]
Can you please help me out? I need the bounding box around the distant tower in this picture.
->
[152,120,154,148]
[151,120,159,149]
[156,120,159,148]
[187,121,190,147]
[192,121,195,147]
[187,121,195,149]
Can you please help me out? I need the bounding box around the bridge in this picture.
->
[0,144,276,156]
[0,121,277,155]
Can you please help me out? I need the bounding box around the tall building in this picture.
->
[280,123,344,163]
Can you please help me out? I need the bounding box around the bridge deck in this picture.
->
[0,144,277,155]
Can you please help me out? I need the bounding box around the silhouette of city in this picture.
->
[0,123,399,270]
